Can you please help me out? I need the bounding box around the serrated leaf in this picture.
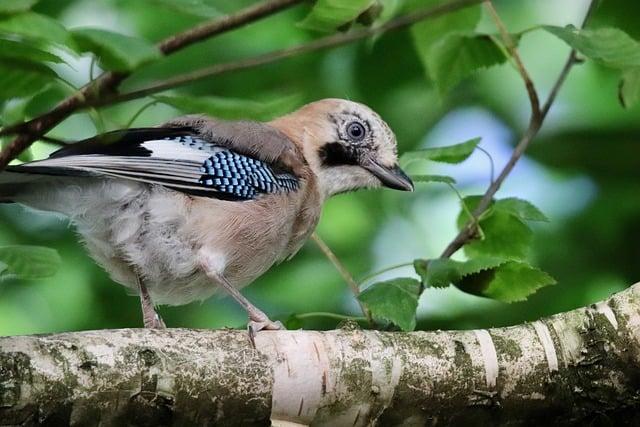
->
[412,174,456,184]
[416,258,460,288]
[299,0,375,32]
[415,257,553,302]
[410,1,481,89]
[429,33,508,93]
[0,12,70,45]
[414,257,507,288]
[619,68,640,108]
[71,28,161,71]
[155,94,301,121]
[494,197,548,222]
[0,245,61,280]
[462,209,532,259]
[358,277,420,331]
[544,25,640,70]
[404,137,480,164]
[456,195,534,260]
[0,38,64,64]
[140,0,221,18]
[0,0,38,14]
[460,261,555,302]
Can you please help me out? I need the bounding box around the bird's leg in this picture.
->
[198,253,284,337]
[136,276,166,329]
[214,272,284,334]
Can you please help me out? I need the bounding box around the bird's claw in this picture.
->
[247,319,285,347]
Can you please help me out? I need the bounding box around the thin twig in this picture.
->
[0,0,484,170]
[91,0,485,107]
[484,1,540,120]
[294,312,368,323]
[358,261,415,285]
[39,135,69,145]
[311,233,373,325]
[440,0,596,259]
[476,145,495,184]
[0,0,305,168]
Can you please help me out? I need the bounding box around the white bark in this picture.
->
[2,283,640,426]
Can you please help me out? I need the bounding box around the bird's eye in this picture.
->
[346,121,366,142]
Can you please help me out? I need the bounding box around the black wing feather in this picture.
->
[13,127,300,201]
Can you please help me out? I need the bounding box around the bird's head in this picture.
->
[270,98,413,198]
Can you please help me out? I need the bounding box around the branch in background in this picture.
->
[311,232,373,325]
[484,0,540,120]
[439,0,596,258]
[0,0,305,168]
[3,282,640,424]
[0,0,485,169]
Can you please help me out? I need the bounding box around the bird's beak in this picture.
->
[363,160,414,191]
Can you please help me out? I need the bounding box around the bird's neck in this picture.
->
[269,115,380,200]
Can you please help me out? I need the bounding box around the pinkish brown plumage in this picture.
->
[0,99,412,330]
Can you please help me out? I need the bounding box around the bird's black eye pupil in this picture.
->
[347,122,365,141]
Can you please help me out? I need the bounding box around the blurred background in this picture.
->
[1,0,637,335]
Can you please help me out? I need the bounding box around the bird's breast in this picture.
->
[185,187,321,287]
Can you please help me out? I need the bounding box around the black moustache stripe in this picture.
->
[318,142,359,167]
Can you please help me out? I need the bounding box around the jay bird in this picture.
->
[0,99,413,331]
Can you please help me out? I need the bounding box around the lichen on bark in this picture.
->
[2,284,640,426]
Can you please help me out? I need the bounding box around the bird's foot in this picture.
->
[247,315,285,347]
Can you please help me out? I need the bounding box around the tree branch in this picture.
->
[0,0,305,169]
[0,0,484,169]
[484,0,540,120]
[439,0,595,258]
[3,282,640,425]
[310,233,373,325]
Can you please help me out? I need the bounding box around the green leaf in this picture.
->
[24,83,68,117]
[71,28,161,71]
[0,62,57,102]
[403,137,481,164]
[0,12,70,45]
[299,0,375,32]
[155,94,301,121]
[140,0,221,18]
[619,68,640,108]
[285,314,303,330]
[414,257,507,288]
[463,209,532,259]
[0,0,38,14]
[412,174,456,184]
[414,257,554,303]
[410,1,481,90]
[358,277,420,331]
[416,258,460,288]
[0,245,61,280]
[459,261,555,303]
[544,25,640,70]
[494,197,548,222]
[457,196,532,260]
[428,33,507,93]
[0,38,64,64]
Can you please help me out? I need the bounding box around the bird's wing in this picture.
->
[10,124,302,201]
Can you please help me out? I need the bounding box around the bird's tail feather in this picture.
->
[0,167,43,203]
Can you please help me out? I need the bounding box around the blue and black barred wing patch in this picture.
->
[15,133,300,200]
[199,151,299,199]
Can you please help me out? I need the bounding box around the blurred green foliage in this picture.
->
[1,0,639,335]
